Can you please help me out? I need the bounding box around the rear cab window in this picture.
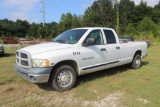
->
[103,30,116,44]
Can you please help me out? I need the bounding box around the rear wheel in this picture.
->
[51,65,77,92]
[131,54,141,69]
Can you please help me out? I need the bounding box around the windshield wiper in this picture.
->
[54,40,69,44]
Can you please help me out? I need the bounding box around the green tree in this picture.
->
[138,17,157,34]
[83,0,115,27]
[27,22,38,38]
[134,0,153,23]
[59,13,73,32]
[152,1,160,24]
[37,24,45,38]
[49,22,58,38]
[44,25,51,38]
[125,23,136,36]
[119,0,135,28]
[0,19,15,36]
[72,14,80,28]
[15,19,30,38]
[83,8,96,26]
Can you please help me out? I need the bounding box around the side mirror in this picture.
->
[86,38,95,46]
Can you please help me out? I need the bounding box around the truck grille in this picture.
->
[21,53,28,59]
[16,51,31,68]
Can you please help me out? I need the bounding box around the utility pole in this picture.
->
[112,0,116,9]
[116,7,120,35]
[112,0,119,35]
[41,0,45,27]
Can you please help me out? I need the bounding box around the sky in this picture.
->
[0,0,159,23]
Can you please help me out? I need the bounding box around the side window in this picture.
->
[103,30,116,44]
[83,30,104,45]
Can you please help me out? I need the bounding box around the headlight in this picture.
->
[32,59,49,67]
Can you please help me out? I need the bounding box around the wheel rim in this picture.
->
[135,58,141,68]
[57,70,73,87]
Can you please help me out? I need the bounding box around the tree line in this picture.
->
[0,0,160,41]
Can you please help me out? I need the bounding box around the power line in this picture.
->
[46,12,61,17]
[0,0,88,23]
[45,16,57,22]
[16,0,41,3]
[0,8,41,13]
[44,1,86,23]
[45,4,78,13]
[45,13,62,23]
[57,0,82,8]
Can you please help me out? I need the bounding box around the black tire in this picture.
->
[51,65,77,92]
[131,54,141,69]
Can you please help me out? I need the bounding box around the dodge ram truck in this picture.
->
[14,27,147,92]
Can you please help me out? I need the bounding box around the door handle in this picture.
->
[100,48,106,51]
[116,47,120,49]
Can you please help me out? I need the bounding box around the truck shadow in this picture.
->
[76,61,149,86]
[141,61,149,66]
[76,65,129,86]
[36,83,53,91]
[1,53,15,57]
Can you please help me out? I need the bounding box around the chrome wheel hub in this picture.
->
[135,59,141,67]
[57,70,72,87]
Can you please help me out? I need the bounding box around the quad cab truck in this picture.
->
[14,27,147,92]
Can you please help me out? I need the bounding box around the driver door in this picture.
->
[79,29,107,74]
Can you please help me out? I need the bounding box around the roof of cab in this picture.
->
[72,27,114,30]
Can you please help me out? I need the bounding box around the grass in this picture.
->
[0,43,160,107]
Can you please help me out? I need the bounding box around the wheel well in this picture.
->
[134,50,142,57]
[130,50,142,66]
[50,60,78,76]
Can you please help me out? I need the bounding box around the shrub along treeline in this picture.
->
[0,0,160,42]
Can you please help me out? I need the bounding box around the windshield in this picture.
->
[53,29,87,44]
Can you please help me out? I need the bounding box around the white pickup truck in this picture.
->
[14,27,147,92]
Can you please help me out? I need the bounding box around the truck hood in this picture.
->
[20,42,73,55]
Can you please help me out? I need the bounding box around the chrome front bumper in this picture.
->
[14,64,53,83]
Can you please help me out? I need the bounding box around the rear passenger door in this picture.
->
[103,29,121,67]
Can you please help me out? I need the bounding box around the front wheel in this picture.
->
[51,65,77,92]
[131,54,141,69]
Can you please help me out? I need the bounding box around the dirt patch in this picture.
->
[47,94,78,107]
[138,98,151,104]
[39,91,126,107]
[83,91,126,107]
